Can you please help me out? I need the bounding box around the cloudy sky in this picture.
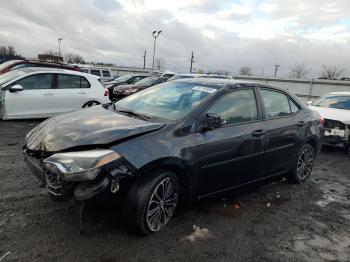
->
[0,0,349,76]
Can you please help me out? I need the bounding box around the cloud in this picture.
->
[0,0,349,77]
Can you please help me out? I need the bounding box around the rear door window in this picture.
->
[15,73,53,90]
[57,74,90,89]
[260,89,292,118]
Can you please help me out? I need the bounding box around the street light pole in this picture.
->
[58,37,63,62]
[151,30,162,70]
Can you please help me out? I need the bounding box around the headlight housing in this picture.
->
[43,150,121,182]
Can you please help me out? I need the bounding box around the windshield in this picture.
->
[312,95,350,110]
[0,60,21,71]
[135,77,157,86]
[0,70,26,87]
[115,82,218,121]
[113,74,135,84]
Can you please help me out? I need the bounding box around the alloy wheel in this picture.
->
[297,147,314,180]
[146,177,178,232]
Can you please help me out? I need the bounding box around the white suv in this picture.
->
[0,68,109,119]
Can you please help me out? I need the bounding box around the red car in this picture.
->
[0,60,80,75]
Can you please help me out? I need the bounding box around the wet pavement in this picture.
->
[0,120,349,261]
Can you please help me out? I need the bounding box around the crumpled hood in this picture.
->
[25,105,164,152]
[309,106,350,125]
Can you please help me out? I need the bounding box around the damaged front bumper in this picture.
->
[23,149,134,201]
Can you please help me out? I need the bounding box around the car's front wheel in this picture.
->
[287,143,315,183]
[123,171,179,234]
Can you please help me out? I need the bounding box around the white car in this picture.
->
[308,92,350,150]
[0,68,109,119]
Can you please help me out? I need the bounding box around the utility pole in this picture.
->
[274,64,280,77]
[151,30,162,70]
[143,50,146,69]
[190,51,195,73]
[57,37,63,62]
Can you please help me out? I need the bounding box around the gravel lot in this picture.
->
[0,120,349,262]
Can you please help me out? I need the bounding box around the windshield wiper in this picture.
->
[115,109,151,121]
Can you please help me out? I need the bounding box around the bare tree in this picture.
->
[319,65,345,80]
[155,57,166,71]
[0,45,18,56]
[238,65,252,76]
[288,63,311,79]
[65,53,85,64]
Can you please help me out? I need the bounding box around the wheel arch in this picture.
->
[81,99,101,108]
[137,157,195,202]
[305,137,318,154]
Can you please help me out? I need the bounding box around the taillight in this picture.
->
[104,89,109,97]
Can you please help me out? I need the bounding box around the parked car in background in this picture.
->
[106,73,150,100]
[0,60,80,75]
[160,71,177,79]
[112,76,167,99]
[168,73,232,81]
[308,92,350,150]
[23,78,322,234]
[80,67,114,81]
[0,68,109,119]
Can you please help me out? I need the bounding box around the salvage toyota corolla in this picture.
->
[23,78,323,234]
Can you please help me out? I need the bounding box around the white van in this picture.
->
[80,67,114,81]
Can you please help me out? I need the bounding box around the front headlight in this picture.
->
[43,150,121,182]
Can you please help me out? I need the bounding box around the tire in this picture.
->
[287,143,315,184]
[82,101,100,108]
[123,170,179,234]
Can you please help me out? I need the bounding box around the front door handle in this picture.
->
[297,121,306,127]
[43,93,53,96]
[252,129,266,137]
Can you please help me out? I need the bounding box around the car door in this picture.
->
[259,88,305,175]
[5,73,54,118]
[53,74,91,114]
[195,87,267,197]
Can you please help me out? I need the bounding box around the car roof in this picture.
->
[174,77,257,87]
[13,67,98,78]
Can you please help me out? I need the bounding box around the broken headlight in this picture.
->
[43,150,121,182]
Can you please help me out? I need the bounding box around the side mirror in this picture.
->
[306,100,313,106]
[9,84,23,93]
[206,113,226,130]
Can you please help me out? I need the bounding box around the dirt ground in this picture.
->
[0,120,349,262]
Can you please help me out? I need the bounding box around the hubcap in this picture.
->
[297,148,314,180]
[146,177,178,232]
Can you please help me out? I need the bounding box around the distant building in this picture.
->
[0,54,23,64]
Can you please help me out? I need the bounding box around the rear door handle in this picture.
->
[252,129,266,137]
[78,91,87,95]
[297,121,306,127]
[43,93,53,96]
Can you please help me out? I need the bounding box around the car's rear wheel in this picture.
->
[123,171,179,234]
[287,144,315,184]
[82,101,100,108]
